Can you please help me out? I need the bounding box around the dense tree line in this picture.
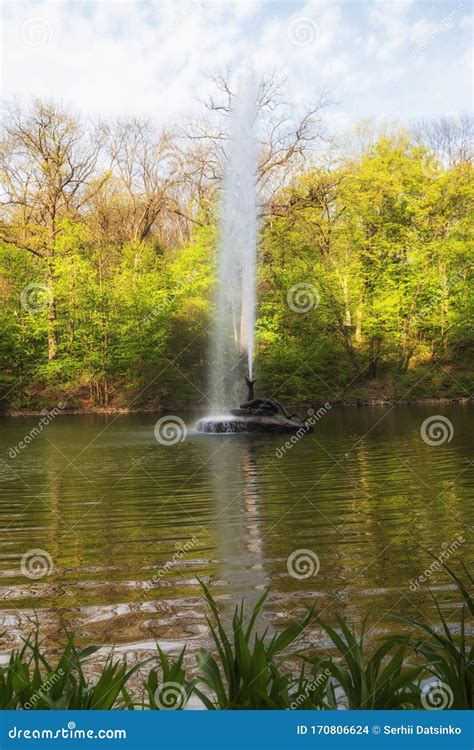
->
[0,83,472,410]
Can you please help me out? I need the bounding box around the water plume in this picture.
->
[209,72,258,413]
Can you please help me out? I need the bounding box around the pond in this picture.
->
[0,404,472,664]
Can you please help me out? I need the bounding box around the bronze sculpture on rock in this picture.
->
[196,376,313,434]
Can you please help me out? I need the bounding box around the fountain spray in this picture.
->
[209,70,258,413]
[197,72,313,434]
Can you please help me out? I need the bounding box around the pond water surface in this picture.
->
[0,405,472,664]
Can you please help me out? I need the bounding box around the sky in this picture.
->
[1,0,472,131]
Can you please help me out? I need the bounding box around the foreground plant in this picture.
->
[193,580,314,709]
[0,632,139,710]
[0,562,470,710]
[390,562,473,710]
[145,646,195,710]
[310,614,422,709]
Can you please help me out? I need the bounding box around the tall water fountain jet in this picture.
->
[197,73,312,435]
[209,72,258,413]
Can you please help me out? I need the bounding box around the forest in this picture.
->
[0,76,473,412]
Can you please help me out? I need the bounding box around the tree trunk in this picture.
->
[354,302,363,344]
[46,266,59,360]
[368,335,382,378]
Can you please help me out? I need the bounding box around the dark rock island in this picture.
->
[196,377,313,434]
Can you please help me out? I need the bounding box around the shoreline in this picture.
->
[2,395,472,418]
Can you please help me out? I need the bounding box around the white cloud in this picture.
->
[1,0,470,130]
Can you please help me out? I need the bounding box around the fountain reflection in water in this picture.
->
[209,71,258,413]
[208,439,268,611]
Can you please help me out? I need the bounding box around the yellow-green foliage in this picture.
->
[0,133,472,407]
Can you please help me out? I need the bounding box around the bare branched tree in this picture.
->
[411,114,473,166]
[0,99,107,358]
[0,80,330,359]
[177,69,331,211]
[107,118,206,247]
